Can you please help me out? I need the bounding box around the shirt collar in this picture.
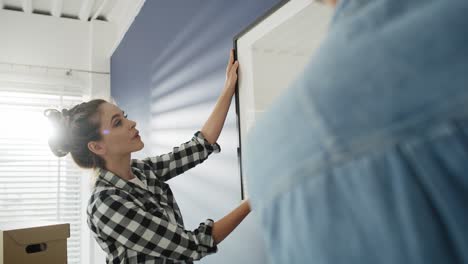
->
[95,166,146,193]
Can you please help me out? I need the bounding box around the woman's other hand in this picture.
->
[241,199,251,213]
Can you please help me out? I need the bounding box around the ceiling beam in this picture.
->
[108,0,146,57]
[51,0,63,17]
[79,0,94,21]
[91,0,108,21]
[22,0,32,14]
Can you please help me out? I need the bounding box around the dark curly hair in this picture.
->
[43,99,107,169]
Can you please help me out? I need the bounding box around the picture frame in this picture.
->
[233,0,333,199]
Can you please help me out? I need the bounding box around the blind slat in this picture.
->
[0,202,81,206]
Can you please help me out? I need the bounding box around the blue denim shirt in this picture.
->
[245,0,468,263]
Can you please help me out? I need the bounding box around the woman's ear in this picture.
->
[88,141,106,156]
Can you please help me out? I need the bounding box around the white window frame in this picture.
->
[0,65,92,264]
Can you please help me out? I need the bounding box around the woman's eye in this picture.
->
[115,114,128,126]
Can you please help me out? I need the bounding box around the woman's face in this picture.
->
[92,102,144,158]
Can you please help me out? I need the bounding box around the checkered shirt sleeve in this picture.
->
[93,192,217,261]
[140,131,220,182]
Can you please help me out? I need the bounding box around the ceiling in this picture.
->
[0,0,137,23]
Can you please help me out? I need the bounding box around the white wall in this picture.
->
[0,9,113,99]
[0,9,114,264]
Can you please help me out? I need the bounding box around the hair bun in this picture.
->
[61,108,70,117]
[43,108,71,157]
[43,108,61,122]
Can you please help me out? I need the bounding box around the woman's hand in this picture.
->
[212,197,251,245]
[224,49,239,94]
[200,49,239,144]
[240,199,251,213]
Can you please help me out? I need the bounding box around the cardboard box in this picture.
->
[0,221,70,264]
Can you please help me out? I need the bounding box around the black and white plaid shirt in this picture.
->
[87,131,221,264]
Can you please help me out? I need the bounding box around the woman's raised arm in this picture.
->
[201,49,239,144]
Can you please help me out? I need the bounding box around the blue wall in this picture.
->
[110,1,279,263]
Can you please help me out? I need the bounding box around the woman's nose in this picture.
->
[129,119,137,128]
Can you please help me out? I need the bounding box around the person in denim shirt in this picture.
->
[245,0,468,263]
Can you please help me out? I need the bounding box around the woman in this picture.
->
[44,50,250,263]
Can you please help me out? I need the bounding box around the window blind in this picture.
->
[0,74,89,264]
